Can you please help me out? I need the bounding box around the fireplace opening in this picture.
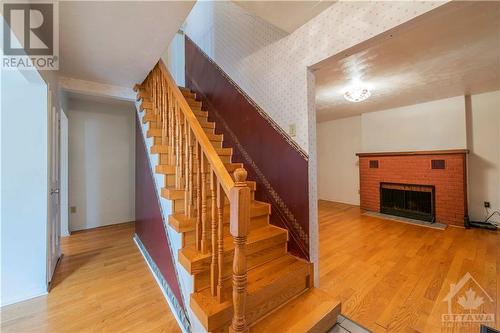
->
[380,183,435,222]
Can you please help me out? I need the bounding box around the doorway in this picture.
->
[47,89,61,285]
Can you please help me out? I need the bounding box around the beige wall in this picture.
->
[361,96,467,152]
[317,116,361,205]
[68,97,136,231]
[468,91,500,223]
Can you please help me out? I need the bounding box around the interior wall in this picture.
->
[183,1,441,153]
[183,0,441,287]
[1,65,48,306]
[162,31,186,87]
[317,116,361,205]
[468,91,500,223]
[68,97,136,231]
[317,92,500,224]
[361,96,467,152]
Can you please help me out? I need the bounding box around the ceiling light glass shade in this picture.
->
[343,86,371,103]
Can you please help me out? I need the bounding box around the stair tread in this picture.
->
[151,145,169,154]
[169,213,196,233]
[206,132,223,141]
[169,200,269,233]
[155,164,175,174]
[194,109,208,117]
[181,225,287,264]
[191,254,309,316]
[249,288,341,333]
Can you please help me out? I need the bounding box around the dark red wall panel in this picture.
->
[185,36,310,260]
[135,118,185,309]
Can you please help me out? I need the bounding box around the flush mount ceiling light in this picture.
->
[343,82,371,103]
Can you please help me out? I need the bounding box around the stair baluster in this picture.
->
[210,169,218,296]
[216,181,224,302]
[168,88,175,165]
[200,152,209,254]
[186,128,193,218]
[230,168,250,333]
[175,103,181,189]
[161,76,168,146]
[195,143,202,251]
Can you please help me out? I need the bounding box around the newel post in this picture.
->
[229,168,250,333]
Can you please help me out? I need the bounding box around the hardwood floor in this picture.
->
[318,200,499,333]
[0,222,181,333]
[2,205,498,333]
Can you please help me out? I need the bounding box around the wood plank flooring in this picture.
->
[0,222,181,333]
[2,204,498,333]
[318,200,499,333]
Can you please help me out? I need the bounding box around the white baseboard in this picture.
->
[133,235,191,333]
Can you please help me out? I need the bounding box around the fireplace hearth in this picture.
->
[380,183,435,222]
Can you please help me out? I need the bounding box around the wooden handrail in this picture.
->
[138,61,251,332]
[157,60,235,198]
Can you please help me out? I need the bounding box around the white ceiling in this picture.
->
[233,1,334,33]
[59,1,195,88]
[313,1,500,122]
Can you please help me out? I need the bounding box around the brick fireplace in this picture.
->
[357,150,468,226]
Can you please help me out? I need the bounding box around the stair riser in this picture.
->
[169,211,267,238]
[195,263,310,331]
[159,154,169,165]
[244,269,309,327]
[164,174,176,187]
[219,155,231,163]
[161,188,184,200]
[188,100,202,108]
[183,231,196,247]
[180,89,193,97]
[181,231,287,276]
[151,146,169,154]
[173,200,184,213]
[204,127,215,135]
[193,242,287,292]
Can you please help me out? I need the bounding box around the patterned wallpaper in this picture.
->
[183,0,446,284]
[184,1,444,154]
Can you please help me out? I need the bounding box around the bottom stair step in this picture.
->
[190,254,312,332]
[249,288,341,333]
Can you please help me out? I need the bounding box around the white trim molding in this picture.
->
[59,76,135,101]
[134,235,191,333]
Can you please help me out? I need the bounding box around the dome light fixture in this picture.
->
[343,81,371,103]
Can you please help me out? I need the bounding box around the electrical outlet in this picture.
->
[484,201,491,208]
[288,124,296,138]
[70,206,76,213]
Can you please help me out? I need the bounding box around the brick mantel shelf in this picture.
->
[357,149,469,226]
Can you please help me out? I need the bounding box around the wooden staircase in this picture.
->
[135,61,340,333]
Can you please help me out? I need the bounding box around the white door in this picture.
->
[60,110,70,237]
[48,92,61,285]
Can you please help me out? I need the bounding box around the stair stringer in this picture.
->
[135,100,207,333]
